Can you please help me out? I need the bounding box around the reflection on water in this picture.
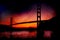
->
[0,31,37,39]
[0,32,10,38]
[43,30,52,38]
[12,31,37,38]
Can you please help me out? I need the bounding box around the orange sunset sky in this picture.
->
[0,5,56,28]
